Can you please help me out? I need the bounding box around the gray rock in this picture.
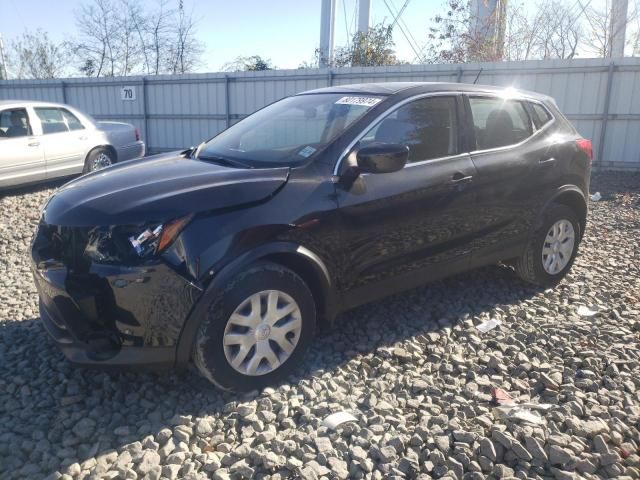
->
[524,436,548,461]
[549,445,573,466]
[136,450,161,475]
[479,438,497,462]
[314,436,333,454]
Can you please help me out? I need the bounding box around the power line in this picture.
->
[383,0,423,60]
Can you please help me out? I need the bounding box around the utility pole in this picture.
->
[610,0,628,57]
[0,34,7,80]
[319,0,336,68]
[357,0,371,34]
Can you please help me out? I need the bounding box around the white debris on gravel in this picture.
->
[1,172,639,480]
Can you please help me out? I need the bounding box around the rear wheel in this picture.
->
[193,262,316,391]
[515,204,581,287]
[83,147,115,173]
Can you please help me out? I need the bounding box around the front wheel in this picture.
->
[515,204,581,287]
[193,262,316,391]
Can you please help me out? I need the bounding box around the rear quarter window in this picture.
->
[529,102,553,129]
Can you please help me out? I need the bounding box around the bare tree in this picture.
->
[503,1,582,61]
[135,0,175,74]
[9,29,70,79]
[73,0,203,76]
[582,0,637,57]
[428,0,583,63]
[166,0,203,74]
[73,0,119,76]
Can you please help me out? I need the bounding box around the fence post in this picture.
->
[224,74,231,128]
[61,80,67,103]
[142,77,149,151]
[456,66,463,83]
[327,69,333,86]
[597,61,615,165]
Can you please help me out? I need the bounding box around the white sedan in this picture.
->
[0,100,145,189]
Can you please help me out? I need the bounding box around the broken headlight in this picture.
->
[84,215,193,262]
[128,215,193,258]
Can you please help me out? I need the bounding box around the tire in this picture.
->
[193,262,316,391]
[515,203,581,287]
[83,147,115,173]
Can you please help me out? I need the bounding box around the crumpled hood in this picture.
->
[43,151,290,226]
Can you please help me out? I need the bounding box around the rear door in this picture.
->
[0,107,45,188]
[33,107,89,179]
[465,94,555,263]
[335,94,480,306]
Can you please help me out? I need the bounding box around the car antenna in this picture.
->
[473,68,483,85]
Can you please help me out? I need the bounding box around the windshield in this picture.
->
[196,93,383,167]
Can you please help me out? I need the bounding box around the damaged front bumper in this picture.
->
[31,222,201,367]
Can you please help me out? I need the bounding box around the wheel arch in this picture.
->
[85,144,118,164]
[539,186,588,237]
[175,242,337,366]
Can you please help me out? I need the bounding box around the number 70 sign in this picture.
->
[121,86,136,101]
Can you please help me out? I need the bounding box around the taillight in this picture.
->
[576,138,593,162]
[135,127,141,142]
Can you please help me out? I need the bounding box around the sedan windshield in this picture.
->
[196,93,383,167]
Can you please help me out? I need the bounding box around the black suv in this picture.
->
[31,83,592,391]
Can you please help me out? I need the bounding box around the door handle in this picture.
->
[539,157,556,165]
[451,172,473,184]
[28,142,40,147]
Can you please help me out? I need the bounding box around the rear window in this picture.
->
[529,102,553,129]
[35,107,85,134]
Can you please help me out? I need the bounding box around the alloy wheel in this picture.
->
[223,290,302,376]
[92,152,112,170]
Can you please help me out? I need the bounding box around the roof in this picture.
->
[299,82,553,102]
[0,100,69,108]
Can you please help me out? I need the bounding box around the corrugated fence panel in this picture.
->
[1,58,640,168]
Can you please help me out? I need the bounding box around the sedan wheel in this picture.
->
[92,152,113,171]
[83,147,116,173]
[193,262,316,391]
[223,290,302,376]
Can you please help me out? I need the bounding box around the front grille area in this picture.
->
[32,223,91,272]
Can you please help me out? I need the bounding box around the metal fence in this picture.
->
[2,57,640,170]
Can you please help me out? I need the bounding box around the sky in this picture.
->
[1,0,636,74]
[0,0,442,71]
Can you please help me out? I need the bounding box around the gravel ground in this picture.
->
[0,171,639,480]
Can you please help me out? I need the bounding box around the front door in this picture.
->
[0,107,45,188]
[334,95,478,307]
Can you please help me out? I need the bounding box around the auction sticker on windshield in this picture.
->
[298,146,317,158]
[335,96,382,107]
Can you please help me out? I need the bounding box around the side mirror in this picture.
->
[356,143,409,174]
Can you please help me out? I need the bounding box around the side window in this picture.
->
[529,102,553,129]
[469,97,533,150]
[35,108,70,135]
[0,108,32,139]
[360,96,458,163]
[61,109,85,131]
